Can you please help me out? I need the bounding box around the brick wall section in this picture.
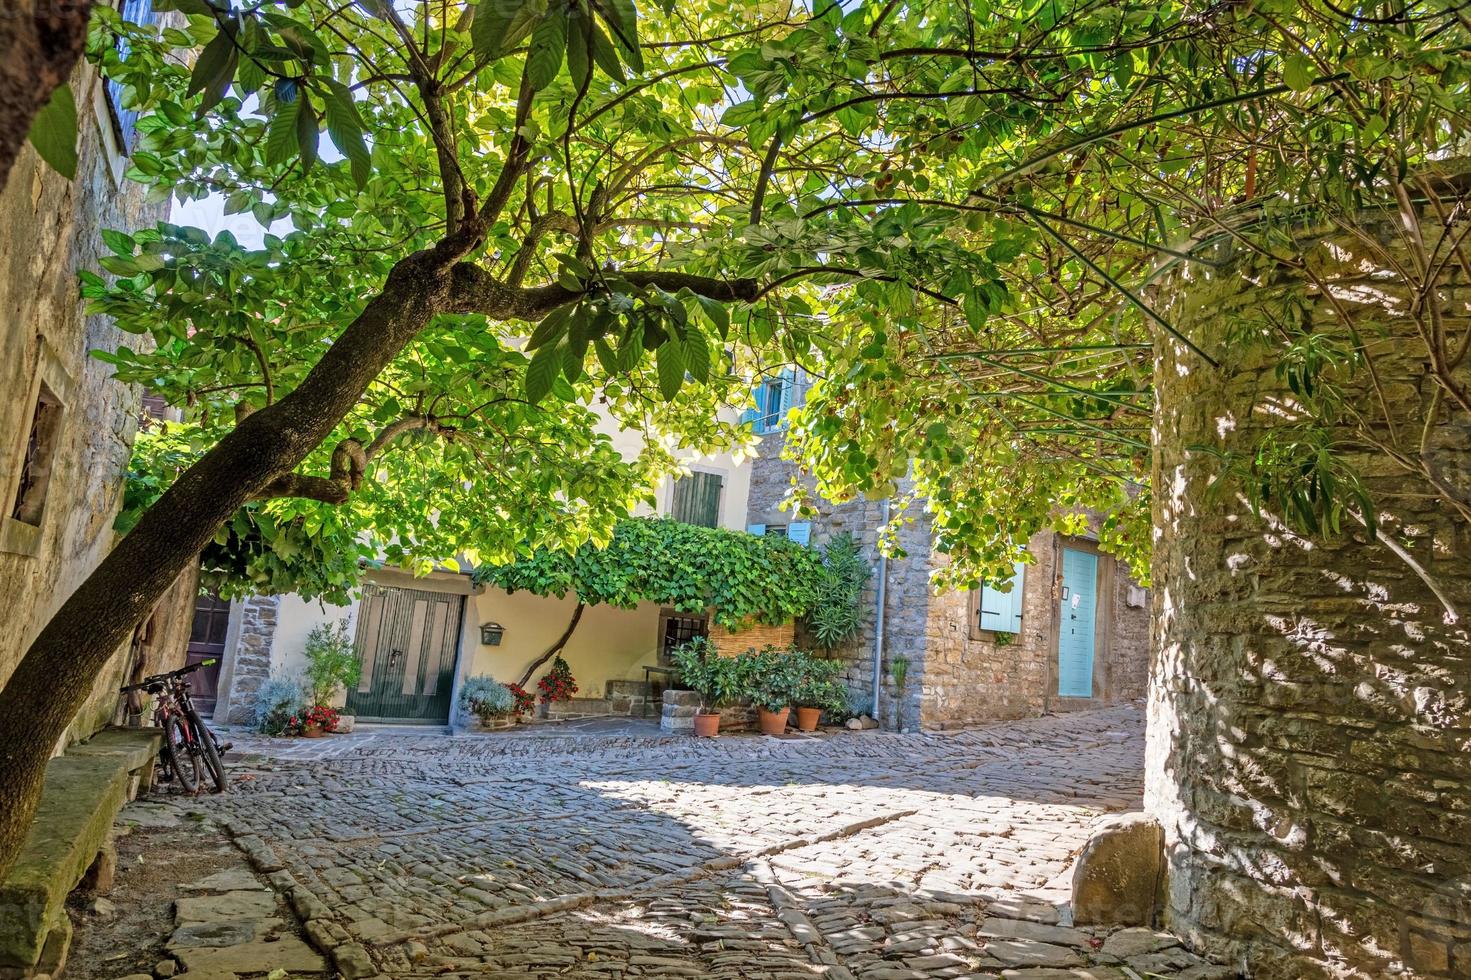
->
[1147,226,1471,978]
[0,54,181,748]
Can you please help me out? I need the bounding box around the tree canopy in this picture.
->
[87,0,1471,600]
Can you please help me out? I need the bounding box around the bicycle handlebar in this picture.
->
[119,658,216,694]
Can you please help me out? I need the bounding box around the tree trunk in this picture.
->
[0,0,95,190]
[0,252,451,880]
[517,602,586,689]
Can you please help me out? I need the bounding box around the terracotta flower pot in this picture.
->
[693,712,720,737]
[758,707,790,735]
[795,706,821,732]
[301,723,326,739]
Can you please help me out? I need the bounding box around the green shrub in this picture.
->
[459,675,516,722]
[253,675,305,735]
[805,533,871,649]
[302,619,361,707]
[740,645,805,712]
[670,637,747,711]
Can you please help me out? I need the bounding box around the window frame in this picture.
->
[968,560,1028,641]
[667,468,726,528]
[104,0,158,155]
[1,338,76,558]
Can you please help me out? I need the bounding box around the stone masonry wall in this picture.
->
[217,595,282,724]
[746,432,931,729]
[1148,220,1471,978]
[0,54,179,750]
[750,433,1150,730]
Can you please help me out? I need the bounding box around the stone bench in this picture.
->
[0,727,160,977]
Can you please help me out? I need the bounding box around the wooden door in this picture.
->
[185,592,230,714]
[346,584,464,723]
[1057,548,1099,698]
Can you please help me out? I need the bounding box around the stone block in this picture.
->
[662,689,700,708]
[1071,812,1163,927]
[0,754,131,968]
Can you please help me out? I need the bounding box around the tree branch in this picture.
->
[449,264,759,320]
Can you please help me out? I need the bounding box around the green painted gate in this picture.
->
[346,584,464,723]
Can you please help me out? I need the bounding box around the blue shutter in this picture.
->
[746,523,766,536]
[1057,549,1099,697]
[978,562,1026,633]
[786,522,812,546]
[776,368,796,423]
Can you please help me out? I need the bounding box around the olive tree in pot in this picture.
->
[745,646,803,735]
[458,675,519,730]
[670,638,744,737]
[793,653,848,732]
[302,620,362,734]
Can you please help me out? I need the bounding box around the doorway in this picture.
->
[1057,547,1099,698]
[185,592,229,715]
[346,584,465,724]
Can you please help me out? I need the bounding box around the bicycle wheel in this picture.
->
[161,714,200,793]
[187,706,229,793]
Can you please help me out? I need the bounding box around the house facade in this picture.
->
[207,435,759,727]
[209,366,1148,733]
[744,371,1151,731]
[0,4,195,752]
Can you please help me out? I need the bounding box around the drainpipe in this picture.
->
[870,497,890,721]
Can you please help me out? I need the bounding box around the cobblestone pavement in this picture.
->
[151,705,1231,980]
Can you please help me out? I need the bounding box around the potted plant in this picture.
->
[459,675,518,730]
[792,651,846,732]
[252,675,305,736]
[536,656,578,707]
[299,704,340,737]
[744,645,800,735]
[302,619,362,734]
[671,637,743,737]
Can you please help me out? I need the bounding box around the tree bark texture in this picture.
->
[0,0,95,190]
[516,602,587,689]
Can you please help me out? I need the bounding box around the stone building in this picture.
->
[744,375,1151,731]
[0,20,193,749]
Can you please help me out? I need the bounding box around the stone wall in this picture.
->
[215,595,282,724]
[749,433,1150,731]
[0,54,181,750]
[1148,220,1471,978]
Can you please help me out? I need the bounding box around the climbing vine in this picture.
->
[476,517,826,629]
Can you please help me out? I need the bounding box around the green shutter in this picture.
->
[673,472,722,528]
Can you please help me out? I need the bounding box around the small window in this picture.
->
[746,522,812,546]
[11,383,65,527]
[658,612,708,662]
[743,368,809,433]
[973,561,1027,637]
[670,471,723,528]
[106,0,157,154]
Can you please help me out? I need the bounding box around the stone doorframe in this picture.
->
[209,594,281,725]
[1042,534,1119,712]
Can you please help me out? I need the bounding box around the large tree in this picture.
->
[2,0,1465,883]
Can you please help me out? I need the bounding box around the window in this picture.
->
[658,611,708,664]
[106,0,156,154]
[11,383,65,527]
[746,522,812,545]
[669,471,723,528]
[973,561,1027,636]
[742,368,809,433]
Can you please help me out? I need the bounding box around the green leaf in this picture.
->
[656,340,684,400]
[27,83,78,180]
[295,94,319,172]
[526,10,567,91]
[188,26,237,103]
[101,229,135,257]
[527,305,573,350]
[322,80,371,187]
[1282,54,1313,92]
[599,0,641,72]
[266,96,301,166]
[720,100,763,128]
[525,341,562,402]
[567,11,592,89]
[472,0,546,63]
[593,336,618,374]
[683,329,711,383]
[588,20,624,82]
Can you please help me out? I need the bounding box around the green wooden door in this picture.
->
[346,584,464,723]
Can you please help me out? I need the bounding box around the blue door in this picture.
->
[1057,548,1099,697]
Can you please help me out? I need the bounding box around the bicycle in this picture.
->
[121,659,230,794]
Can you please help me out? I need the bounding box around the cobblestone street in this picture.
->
[96,705,1231,980]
